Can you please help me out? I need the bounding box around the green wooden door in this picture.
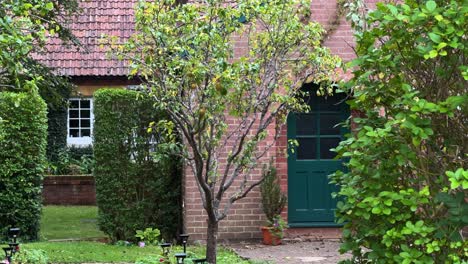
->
[287,87,348,226]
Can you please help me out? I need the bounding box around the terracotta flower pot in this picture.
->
[261,226,282,246]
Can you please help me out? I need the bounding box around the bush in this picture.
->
[135,228,161,245]
[94,89,182,242]
[332,0,467,263]
[260,165,287,223]
[0,92,48,241]
[46,146,94,175]
[12,249,48,264]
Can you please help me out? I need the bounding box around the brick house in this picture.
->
[37,0,376,241]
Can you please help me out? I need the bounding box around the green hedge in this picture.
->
[0,92,48,241]
[93,89,182,242]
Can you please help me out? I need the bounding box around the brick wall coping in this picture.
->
[44,175,94,184]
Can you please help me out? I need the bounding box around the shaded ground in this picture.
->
[40,206,105,240]
[229,240,351,264]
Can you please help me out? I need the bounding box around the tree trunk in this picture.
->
[206,218,219,264]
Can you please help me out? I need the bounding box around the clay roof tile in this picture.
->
[35,0,137,76]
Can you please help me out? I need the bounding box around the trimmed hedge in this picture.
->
[0,92,48,241]
[93,89,182,242]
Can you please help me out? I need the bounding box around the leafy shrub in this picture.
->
[94,89,182,242]
[12,249,48,264]
[332,0,467,263]
[260,165,287,223]
[135,228,161,245]
[46,147,94,175]
[260,165,287,239]
[0,92,47,241]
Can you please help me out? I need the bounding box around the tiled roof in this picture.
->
[35,0,137,76]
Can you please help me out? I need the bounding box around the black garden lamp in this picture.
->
[3,247,14,262]
[8,228,20,243]
[8,228,21,253]
[8,243,19,254]
[174,253,187,264]
[160,242,171,256]
[179,234,189,253]
[193,258,207,264]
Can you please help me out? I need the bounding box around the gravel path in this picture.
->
[228,240,351,264]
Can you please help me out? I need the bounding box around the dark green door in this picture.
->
[287,86,348,226]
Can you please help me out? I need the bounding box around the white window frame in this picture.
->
[67,98,93,146]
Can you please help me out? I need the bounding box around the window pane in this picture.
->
[296,114,317,136]
[70,129,79,137]
[81,100,90,108]
[81,110,90,118]
[69,100,79,108]
[320,138,341,159]
[318,94,346,112]
[69,110,79,118]
[81,119,90,128]
[81,129,91,137]
[69,119,79,128]
[297,138,317,160]
[320,114,341,135]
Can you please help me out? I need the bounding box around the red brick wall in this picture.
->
[184,0,378,241]
[42,176,96,205]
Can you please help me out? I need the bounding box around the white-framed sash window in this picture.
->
[67,98,93,146]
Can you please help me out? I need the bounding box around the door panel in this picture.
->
[288,85,348,225]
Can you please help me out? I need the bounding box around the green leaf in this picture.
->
[428,33,441,43]
[434,15,443,21]
[45,2,54,11]
[436,42,447,50]
[427,50,438,59]
[425,1,437,12]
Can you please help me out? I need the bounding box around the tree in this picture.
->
[0,0,79,92]
[332,0,467,263]
[111,0,340,262]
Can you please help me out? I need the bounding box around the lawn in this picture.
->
[40,206,105,240]
[12,206,251,263]
[22,242,250,263]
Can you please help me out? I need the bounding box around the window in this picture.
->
[67,98,93,146]
[295,91,347,160]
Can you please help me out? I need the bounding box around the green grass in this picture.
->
[40,206,105,240]
[21,242,251,263]
[22,242,161,263]
[17,206,250,263]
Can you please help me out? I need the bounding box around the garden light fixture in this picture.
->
[160,242,171,256]
[8,228,20,243]
[3,247,13,263]
[174,252,187,264]
[179,234,189,253]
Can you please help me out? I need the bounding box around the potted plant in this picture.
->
[260,164,287,245]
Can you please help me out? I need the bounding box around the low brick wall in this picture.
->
[42,175,96,205]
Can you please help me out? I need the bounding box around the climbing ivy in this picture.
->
[332,0,467,263]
